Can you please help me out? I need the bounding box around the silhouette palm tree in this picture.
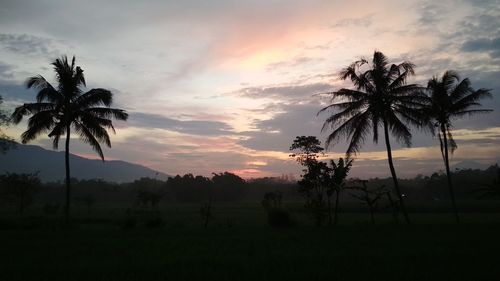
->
[424,70,492,223]
[11,56,128,221]
[319,51,428,224]
[327,157,352,225]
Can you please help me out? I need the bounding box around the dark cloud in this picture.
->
[0,33,59,57]
[129,112,234,136]
[239,102,323,152]
[234,82,333,101]
[239,101,448,154]
[461,37,500,58]
[451,70,500,129]
[0,80,34,103]
[0,62,15,79]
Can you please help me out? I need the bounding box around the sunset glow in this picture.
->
[1,0,498,178]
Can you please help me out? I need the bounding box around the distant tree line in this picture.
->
[1,166,498,216]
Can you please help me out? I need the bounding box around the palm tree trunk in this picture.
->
[64,125,71,222]
[383,120,411,224]
[441,125,460,224]
[333,189,340,225]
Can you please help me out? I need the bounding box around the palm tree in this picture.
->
[424,71,492,223]
[319,51,428,224]
[326,157,352,225]
[11,56,128,221]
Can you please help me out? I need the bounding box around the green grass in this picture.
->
[1,203,499,280]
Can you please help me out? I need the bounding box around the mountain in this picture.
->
[0,143,170,182]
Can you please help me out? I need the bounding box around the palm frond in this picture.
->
[346,113,370,156]
[11,103,57,124]
[442,70,460,91]
[85,107,128,121]
[48,123,66,150]
[386,110,412,147]
[79,112,116,134]
[20,111,57,143]
[450,88,492,112]
[76,89,113,108]
[73,121,105,161]
[320,100,366,132]
[325,111,370,153]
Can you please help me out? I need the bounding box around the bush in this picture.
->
[266,207,293,227]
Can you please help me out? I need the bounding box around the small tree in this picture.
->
[382,189,400,224]
[290,136,329,226]
[200,198,213,228]
[131,177,165,210]
[261,191,292,227]
[325,157,353,225]
[0,172,41,214]
[261,191,283,209]
[135,190,163,210]
[350,180,385,224]
[211,172,246,202]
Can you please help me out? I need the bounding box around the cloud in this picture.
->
[331,14,374,28]
[266,56,324,71]
[232,82,333,101]
[1,0,499,179]
[0,33,59,57]
[0,61,15,80]
[0,80,35,104]
[239,101,330,152]
[128,112,234,136]
[461,37,500,58]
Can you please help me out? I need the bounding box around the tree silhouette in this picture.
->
[326,157,353,225]
[0,172,41,214]
[319,51,428,224]
[349,180,385,224]
[424,70,492,223]
[0,95,16,153]
[474,165,500,200]
[290,136,329,226]
[11,56,128,221]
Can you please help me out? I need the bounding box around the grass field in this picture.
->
[1,202,499,281]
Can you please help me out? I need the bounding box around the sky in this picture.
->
[0,0,499,179]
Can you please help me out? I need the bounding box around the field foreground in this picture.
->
[1,208,499,281]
